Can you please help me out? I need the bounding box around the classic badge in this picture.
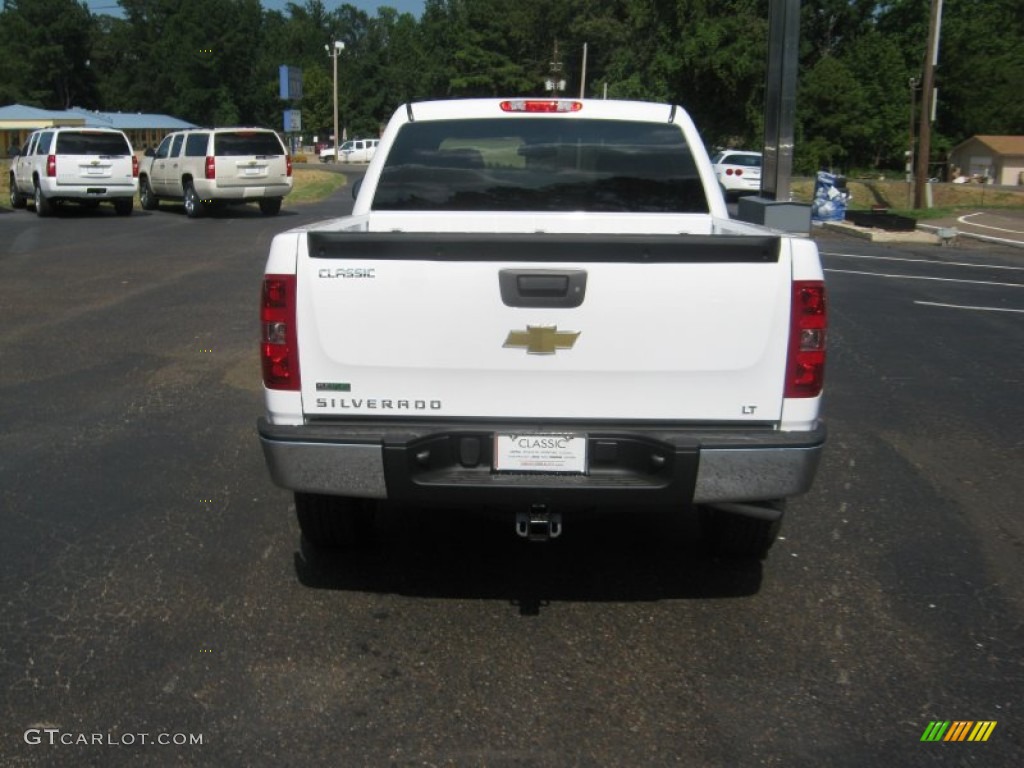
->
[503,325,580,355]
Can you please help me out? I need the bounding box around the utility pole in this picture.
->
[907,76,919,208]
[914,0,943,209]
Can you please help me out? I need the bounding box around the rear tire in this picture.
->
[295,492,376,549]
[34,182,53,217]
[183,180,204,218]
[139,177,158,210]
[258,197,282,216]
[9,174,27,208]
[114,197,133,216]
[700,501,784,560]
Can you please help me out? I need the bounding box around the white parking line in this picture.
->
[822,251,1024,272]
[824,268,1024,289]
[958,212,1024,235]
[915,301,1024,313]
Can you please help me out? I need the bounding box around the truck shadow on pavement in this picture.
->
[294,504,765,614]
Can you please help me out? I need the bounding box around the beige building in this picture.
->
[948,135,1024,185]
[2,104,195,157]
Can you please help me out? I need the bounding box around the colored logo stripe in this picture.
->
[920,721,997,742]
[968,722,997,742]
[945,721,973,741]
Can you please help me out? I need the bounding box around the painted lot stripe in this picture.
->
[915,300,1024,313]
[959,212,1024,235]
[824,268,1023,289]
[822,251,1024,272]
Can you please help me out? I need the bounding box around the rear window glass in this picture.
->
[55,131,131,156]
[213,132,284,157]
[373,118,707,213]
[721,154,762,168]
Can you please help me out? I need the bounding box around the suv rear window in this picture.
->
[55,131,131,156]
[373,118,707,213]
[213,132,284,157]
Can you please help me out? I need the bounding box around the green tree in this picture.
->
[844,28,916,169]
[796,55,872,173]
[935,0,1024,139]
[0,0,98,108]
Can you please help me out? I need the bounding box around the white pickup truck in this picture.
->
[258,98,827,560]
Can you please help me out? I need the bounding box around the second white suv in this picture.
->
[9,127,138,216]
[139,128,292,217]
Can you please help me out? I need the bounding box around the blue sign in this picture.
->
[279,65,303,101]
[283,110,301,132]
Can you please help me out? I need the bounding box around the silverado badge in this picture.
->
[503,325,580,355]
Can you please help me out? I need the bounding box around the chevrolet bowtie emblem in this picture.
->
[503,325,580,355]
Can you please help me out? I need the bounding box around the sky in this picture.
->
[82,1,426,19]
[261,0,426,17]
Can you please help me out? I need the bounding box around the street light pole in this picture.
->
[913,0,943,209]
[325,41,344,163]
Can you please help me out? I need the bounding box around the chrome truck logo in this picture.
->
[503,325,580,355]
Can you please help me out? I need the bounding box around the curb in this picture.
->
[916,221,1024,249]
[820,220,941,245]
[820,219,1024,249]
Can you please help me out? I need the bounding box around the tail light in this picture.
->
[131,155,139,178]
[785,281,827,398]
[261,275,300,390]
[725,167,743,176]
[286,155,292,177]
[47,155,56,177]
[205,156,216,180]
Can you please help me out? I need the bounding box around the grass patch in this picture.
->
[791,177,1024,219]
[287,168,349,205]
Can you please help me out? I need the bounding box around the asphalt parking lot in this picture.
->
[1,186,1022,766]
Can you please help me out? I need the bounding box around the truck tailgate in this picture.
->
[297,231,791,423]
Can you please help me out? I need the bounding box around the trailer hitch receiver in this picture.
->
[516,505,562,541]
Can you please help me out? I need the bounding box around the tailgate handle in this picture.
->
[499,269,587,308]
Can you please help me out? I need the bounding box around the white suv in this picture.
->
[9,127,138,216]
[138,128,292,217]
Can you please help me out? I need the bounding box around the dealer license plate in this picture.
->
[493,433,587,473]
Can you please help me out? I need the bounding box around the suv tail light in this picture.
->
[286,155,292,177]
[261,275,300,391]
[132,155,139,178]
[46,155,56,177]
[205,156,216,180]
[785,281,827,398]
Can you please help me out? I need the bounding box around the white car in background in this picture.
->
[320,138,379,164]
[711,150,762,200]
